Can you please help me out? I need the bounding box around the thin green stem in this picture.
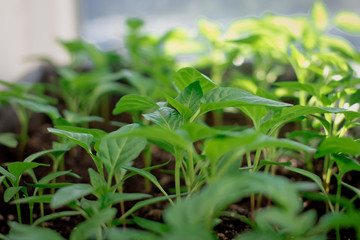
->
[174,148,183,202]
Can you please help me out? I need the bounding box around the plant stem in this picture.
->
[174,147,183,202]
[143,145,153,193]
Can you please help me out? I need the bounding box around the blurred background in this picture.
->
[1,0,359,82]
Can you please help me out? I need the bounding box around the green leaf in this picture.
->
[0,166,16,183]
[274,81,318,98]
[132,215,169,235]
[165,95,193,121]
[38,171,80,185]
[10,98,61,120]
[48,128,93,153]
[335,11,360,34]
[24,148,70,163]
[113,94,159,115]
[0,133,18,148]
[311,1,328,31]
[63,110,104,124]
[201,87,291,114]
[33,211,81,226]
[8,222,65,240]
[173,67,217,94]
[315,137,360,158]
[332,154,360,176]
[26,182,72,189]
[175,81,203,113]
[198,18,222,41]
[4,187,26,202]
[107,228,158,240]
[53,126,106,143]
[8,162,48,183]
[143,107,184,129]
[51,184,93,208]
[100,192,151,209]
[88,168,107,198]
[123,166,169,197]
[98,124,147,176]
[11,195,52,204]
[314,212,360,233]
[70,208,117,240]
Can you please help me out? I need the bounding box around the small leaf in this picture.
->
[165,95,193,121]
[123,166,169,197]
[24,148,70,163]
[107,228,158,240]
[10,98,61,120]
[332,154,360,176]
[88,168,107,197]
[54,126,106,143]
[51,184,93,208]
[335,11,360,34]
[100,193,151,209]
[33,211,81,226]
[11,195,52,204]
[63,110,104,124]
[48,128,93,153]
[173,67,217,94]
[4,186,26,202]
[0,166,16,183]
[315,137,360,158]
[132,215,169,235]
[143,107,184,129]
[8,222,65,240]
[341,182,360,198]
[175,81,203,113]
[113,94,159,115]
[70,208,116,240]
[0,133,18,148]
[38,171,80,185]
[8,162,48,183]
[311,1,328,31]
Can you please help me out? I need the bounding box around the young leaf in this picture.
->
[63,110,104,124]
[33,211,81,226]
[107,228,158,240]
[51,184,93,209]
[173,67,217,93]
[10,98,61,121]
[132,215,169,235]
[8,222,65,240]
[334,11,360,34]
[48,128,93,153]
[332,154,360,176]
[24,148,70,163]
[8,162,48,183]
[98,124,147,176]
[88,168,107,197]
[165,95,193,121]
[4,186,26,202]
[100,192,151,209]
[0,133,18,148]
[0,166,16,183]
[70,208,117,240]
[175,81,203,113]
[311,1,328,31]
[53,126,106,143]
[143,107,184,129]
[113,94,159,115]
[315,137,360,158]
[200,87,291,114]
[11,195,52,204]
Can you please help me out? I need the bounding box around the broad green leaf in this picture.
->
[100,192,151,209]
[143,107,184,129]
[33,211,81,226]
[98,124,147,176]
[175,81,203,113]
[24,148,70,163]
[274,81,318,98]
[181,123,221,142]
[123,166,169,197]
[173,67,217,94]
[200,87,291,114]
[239,105,267,130]
[51,184,93,208]
[70,208,116,240]
[0,166,16,183]
[113,94,158,115]
[332,154,360,176]
[0,133,18,148]
[4,186,26,202]
[335,11,360,33]
[48,128,93,153]
[8,162,48,183]
[8,222,65,240]
[132,215,169,235]
[311,1,328,31]
[11,195,52,204]
[10,98,61,120]
[315,137,360,158]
